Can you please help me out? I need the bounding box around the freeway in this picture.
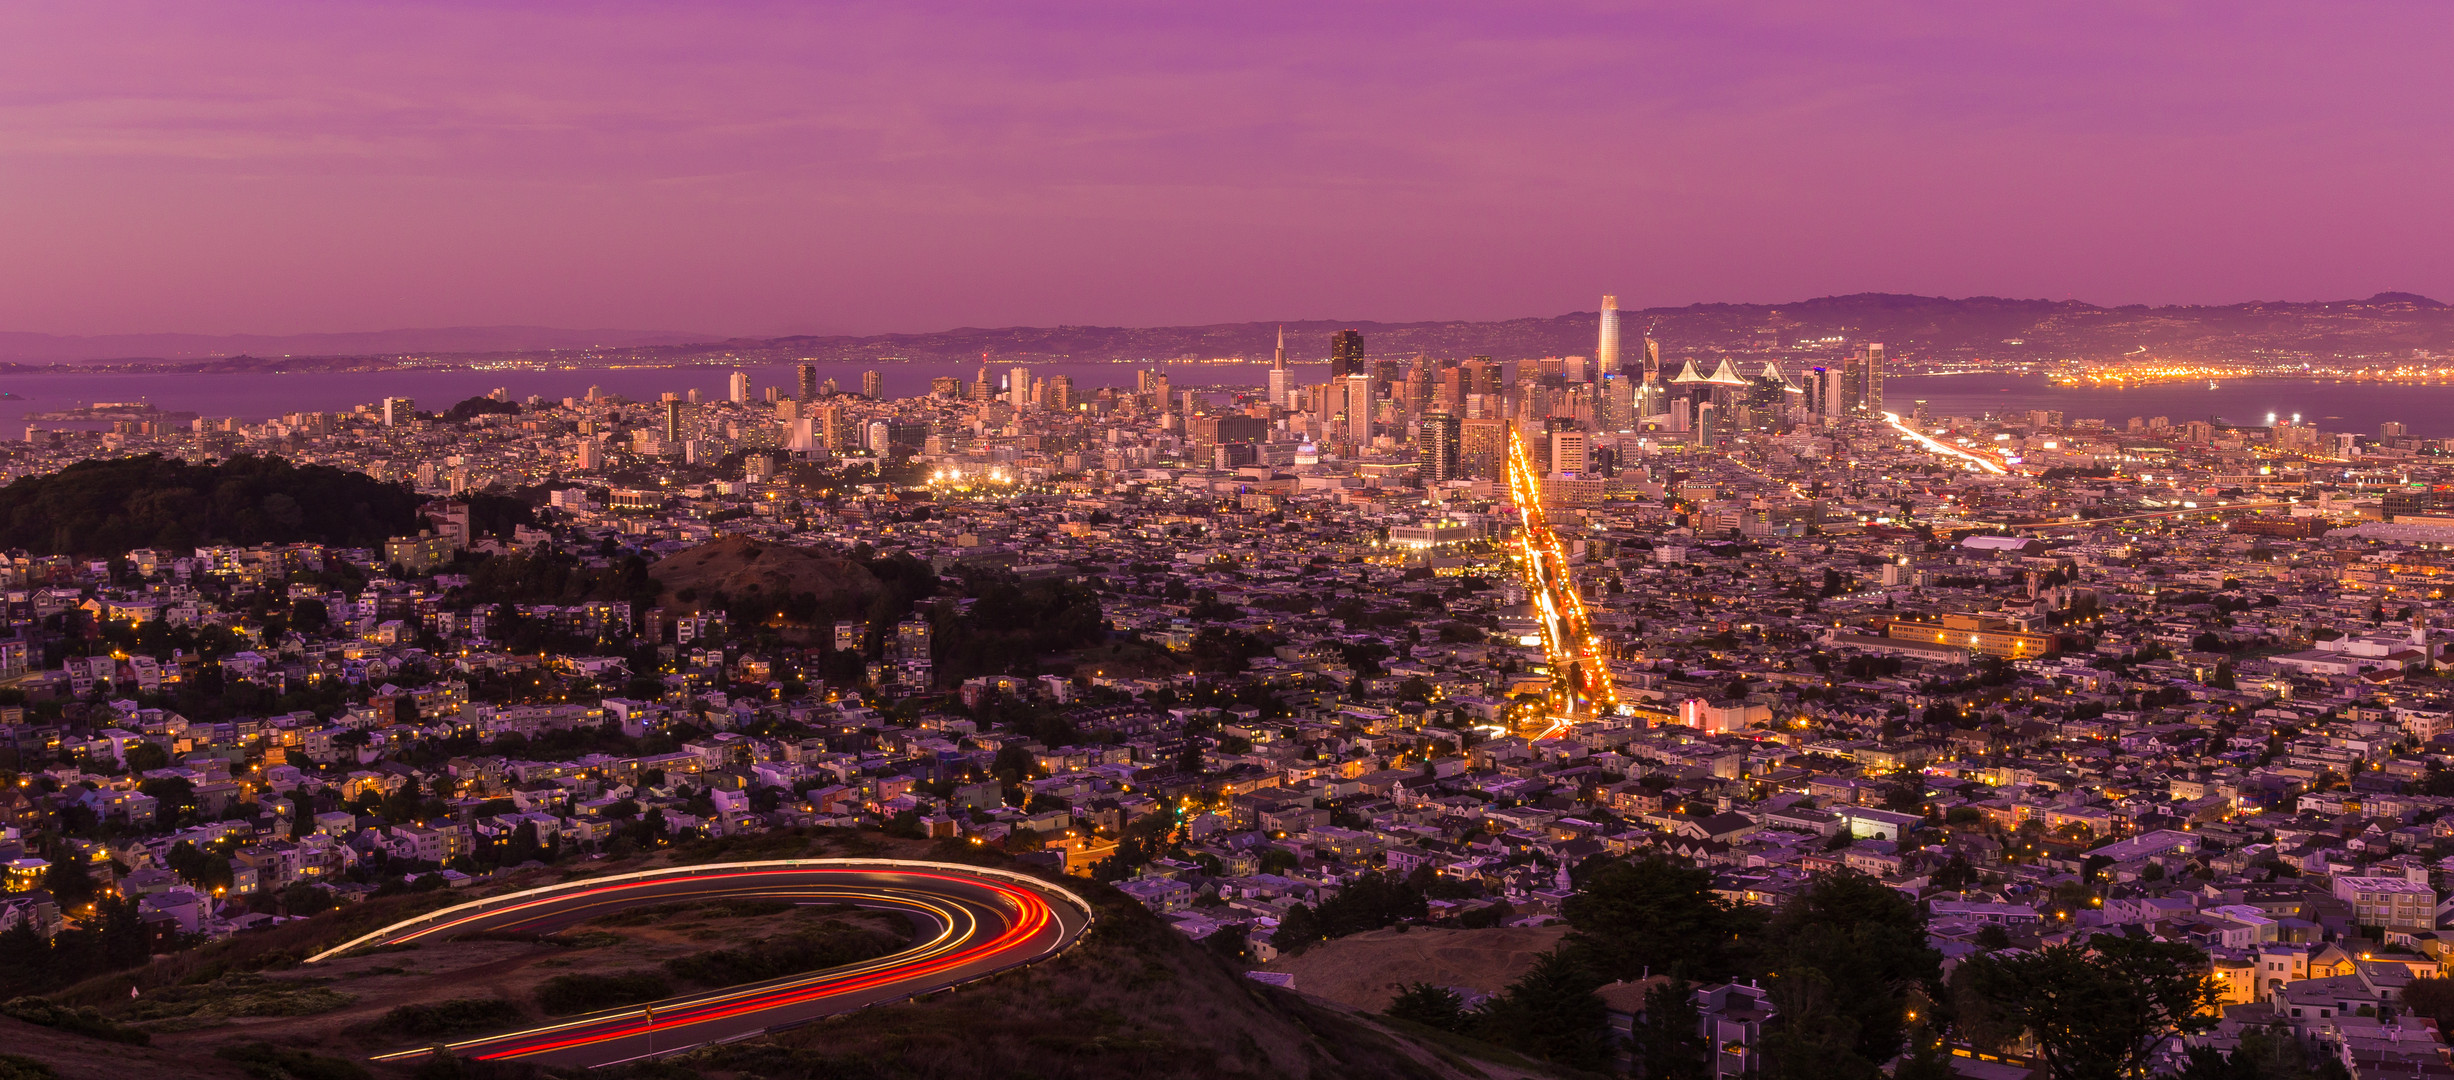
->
[1883,411,2011,475]
[308,860,1093,1069]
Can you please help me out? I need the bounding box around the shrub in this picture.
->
[0,996,149,1045]
[533,971,670,1016]
[662,922,902,987]
[0,1054,55,1080]
[214,1042,370,1080]
[382,997,524,1038]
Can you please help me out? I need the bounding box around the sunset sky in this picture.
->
[3,1,2449,337]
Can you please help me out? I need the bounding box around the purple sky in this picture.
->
[3,1,2449,337]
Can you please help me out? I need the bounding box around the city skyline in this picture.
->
[5,5,2453,1080]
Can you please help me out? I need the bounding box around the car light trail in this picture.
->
[321,860,1092,1069]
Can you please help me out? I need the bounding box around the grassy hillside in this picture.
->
[1259,925,1571,1014]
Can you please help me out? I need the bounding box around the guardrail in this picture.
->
[304,858,1097,965]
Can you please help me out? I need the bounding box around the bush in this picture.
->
[662,921,903,987]
[214,1042,370,1080]
[0,1055,55,1080]
[1384,983,1467,1032]
[382,997,524,1038]
[533,971,670,1016]
[0,996,149,1045]
[120,973,354,1021]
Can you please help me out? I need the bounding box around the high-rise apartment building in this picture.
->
[664,399,685,442]
[1417,413,1462,483]
[820,403,851,452]
[381,397,417,427]
[796,364,817,401]
[1330,330,1365,380]
[1007,366,1032,410]
[729,371,751,404]
[862,370,883,399]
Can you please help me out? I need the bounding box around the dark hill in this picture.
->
[0,454,424,555]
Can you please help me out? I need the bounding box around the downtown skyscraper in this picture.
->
[1267,326,1293,408]
[1596,295,1620,378]
[1330,329,1364,380]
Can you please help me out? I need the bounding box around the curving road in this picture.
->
[305,860,1093,1069]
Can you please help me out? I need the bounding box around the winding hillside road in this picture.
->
[305,860,1094,1069]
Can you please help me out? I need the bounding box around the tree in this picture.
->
[1272,903,1323,953]
[1473,947,1614,1072]
[1309,873,1426,938]
[1563,856,1754,983]
[1960,933,2222,1080]
[123,741,170,774]
[1760,967,1877,1080]
[1385,983,1468,1032]
[2169,1025,2319,1080]
[1629,979,1710,1080]
[1757,869,1939,1073]
[44,854,96,908]
[2405,976,2454,1035]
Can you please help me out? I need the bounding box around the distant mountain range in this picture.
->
[0,325,715,363]
[5,293,2450,366]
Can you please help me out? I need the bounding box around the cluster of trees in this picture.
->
[0,453,425,553]
[1378,856,2230,1080]
[457,550,659,607]
[441,395,522,422]
[1270,872,1429,950]
[927,575,1105,684]
[0,895,151,992]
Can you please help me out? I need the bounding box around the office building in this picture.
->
[1596,295,1620,378]
[1268,326,1294,407]
[796,364,817,401]
[1330,330,1365,380]
[381,397,417,427]
[1843,343,1887,415]
[1549,428,1589,476]
[1342,373,1375,444]
[1459,418,1508,479]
